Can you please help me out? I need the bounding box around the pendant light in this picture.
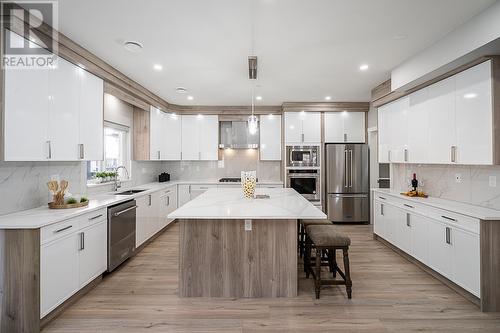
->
[248,84,258,135]
[247,3,258,136]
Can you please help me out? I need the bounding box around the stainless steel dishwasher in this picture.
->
[107,199,137,272]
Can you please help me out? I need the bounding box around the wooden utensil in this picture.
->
[47,180,58,195]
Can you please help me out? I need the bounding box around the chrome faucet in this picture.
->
[113,165,129,191]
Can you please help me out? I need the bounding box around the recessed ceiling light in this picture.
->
[175,87,187,94]
[324,96,331,101]
[255,96,262,101]
[187,95,194,101]
[123,41,143,53]
[153,64,163,71]
[359,64,369,71]
[464,93,477,99]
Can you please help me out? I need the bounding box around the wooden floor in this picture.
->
[43,223,500,333]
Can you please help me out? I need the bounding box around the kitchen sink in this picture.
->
[115,189,146,195]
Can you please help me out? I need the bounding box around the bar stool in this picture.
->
[304,225,352,299]
[298,219,331,258]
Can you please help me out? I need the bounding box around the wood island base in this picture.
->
[178,218,297,298]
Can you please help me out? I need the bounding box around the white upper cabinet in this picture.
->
[324,112,366,143]
[149,106,164,160]
[181,115,218,160]
[284,112,321,144]
[48,58,80,161]
[427,76,456,164]
[4,66,49,161]
[199,115,219,160]
[79,68,104,161]
[454,60,493,165]
[163,114,182,160]
[3,38,104,161]
[407,89,429,163]
[260,114,282,160]
[377,60,496,165]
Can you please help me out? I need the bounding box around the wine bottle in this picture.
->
[411,173,418,192]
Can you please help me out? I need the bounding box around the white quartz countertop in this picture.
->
[0,180,284,229]
[372,188,500,220]
[168,188,327,220]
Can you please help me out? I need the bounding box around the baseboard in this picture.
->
[373,233,481,308]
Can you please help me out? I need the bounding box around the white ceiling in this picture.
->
[57,0,497,106]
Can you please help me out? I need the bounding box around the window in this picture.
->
[87,122,131,184]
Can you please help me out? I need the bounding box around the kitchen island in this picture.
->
[168,187,326,298]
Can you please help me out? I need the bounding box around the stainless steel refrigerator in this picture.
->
[325,144,369,223]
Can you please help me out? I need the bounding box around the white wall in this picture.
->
[392,1,500,91]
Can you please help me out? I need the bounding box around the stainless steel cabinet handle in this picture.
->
[113,205,138,217]
[451,146,457,163]
[180,152,183,160]
[79,232,85,250]
[79,144,84,159]
[148,195,152,206]
[188,185,192,194]
[445,227,451,244]
[167,196,170,206]
[404,204,414,209]
[380,204,384,216]
[198,152,201,160]
[199,187,209,190]
[441,215,457,222]
[344,133,347,142]
[157,150,161,159]
[378,196,386,200]
[53,225,72,233]
[88,214,103,221]
[404,148,408,162]
[301,133,304,143]
[406,213,411,227]
[388,150,391,162]
[47,140,52,159]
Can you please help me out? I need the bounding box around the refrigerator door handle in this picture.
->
[344,149,348,188]
[349,149,353,188]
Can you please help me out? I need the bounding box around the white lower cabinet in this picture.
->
[178,184,217,206]
[40,210,107,318]
[158,186,178,229]
[373,194,480,297]
[41,232,80,317]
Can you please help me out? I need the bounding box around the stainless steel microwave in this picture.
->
[286,146,319,167]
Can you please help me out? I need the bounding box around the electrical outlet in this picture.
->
[489,176,497,188]
[245,219,252,231]
[455,173,462,183]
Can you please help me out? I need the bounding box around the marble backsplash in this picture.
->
[163,149,282,182]
[391,163,500,210]
[0,160,164,215]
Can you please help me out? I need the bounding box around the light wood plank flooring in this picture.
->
[43,223,500,332]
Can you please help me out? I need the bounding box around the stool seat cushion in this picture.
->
[306,225,351,247]
[301,219,331,226]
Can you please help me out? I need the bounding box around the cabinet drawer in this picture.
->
[425,207,479,234]
[79,208,107,228]
[41,218,80,245]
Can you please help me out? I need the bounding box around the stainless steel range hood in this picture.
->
[219,118,259,149]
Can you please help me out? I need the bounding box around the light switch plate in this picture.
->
[489,176,497,187]
[244,219,252,231]
[455,174,462,183]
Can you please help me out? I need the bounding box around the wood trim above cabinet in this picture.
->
[169,105,282,115]
[491,56,500,165]
[282,102,369,113]
[104,83,150,111]
[133,107,150,161]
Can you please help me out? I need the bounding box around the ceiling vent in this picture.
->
[248,56,257,80]
[123,41,143,53]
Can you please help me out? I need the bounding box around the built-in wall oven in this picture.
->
[286,169,321,201]
[286,146,319,167]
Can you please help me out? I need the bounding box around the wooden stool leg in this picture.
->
[343,248,352,299]
[330,248,338,277]
[299,224,305,258]
[315,248,322,299]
